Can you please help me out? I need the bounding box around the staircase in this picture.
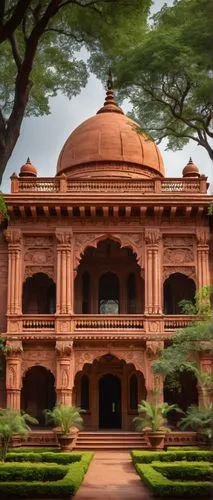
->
[74,431,149,450]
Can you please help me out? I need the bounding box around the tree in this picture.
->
[0,408,37,461]
[152,287,213,405]
[91,0,213,161]
[0,0,150,184]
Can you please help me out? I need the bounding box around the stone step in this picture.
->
[74,431,148,450]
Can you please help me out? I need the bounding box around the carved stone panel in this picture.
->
[163,266,196,281]
[163,236,194,247]
[163,248,194,265]
[22,347,56,377]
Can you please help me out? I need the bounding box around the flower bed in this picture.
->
[132,450,213,497]
[0,450,93,497]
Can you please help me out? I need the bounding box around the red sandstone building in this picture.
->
[0,81,212,434]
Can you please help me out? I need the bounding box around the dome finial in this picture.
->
[97,69,124,115]
[107,68,113,90]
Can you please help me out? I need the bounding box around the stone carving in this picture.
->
[163,236,194,247]
[148,322,161,333]
[163,266,196,281]
[24,248,53,264]
[74,348,145,375]
[24,265,54,280]
[55,341,73,357]
[164,248,194,264]
[4,228,22,245]
[57,320,71,333]
[196,229,209,245]
[55,230,72,245]
[22,347,56,376]
[146,341,164,357]
[24,236,53,247]
[8,365,16,387]
[6,340,23,355]
[144,228,160,245]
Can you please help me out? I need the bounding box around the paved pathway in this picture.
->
[74,451,151,499]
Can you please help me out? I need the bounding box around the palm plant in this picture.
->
[133,400,181,432]
[0,408,38,461]
[179,404,213,440]
[45,405,84,434]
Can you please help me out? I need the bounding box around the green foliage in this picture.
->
[179,404,213,440]
[133,400,181,432]
[0,451,93,497]
[0,462,68,481]
[7,451,83,464]
[0,192,8,220]
[153,461,213,480]
[0,409,38,462]
[179,286,212,320]
[45,404,84,434]
[135,462,212,497]
[91,0,213,160]
[131,449,213,463]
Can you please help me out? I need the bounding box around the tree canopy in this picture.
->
[0,0,150,184]
[91,0,213,161]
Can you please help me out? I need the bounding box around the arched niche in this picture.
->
[21,365,56,425]
[22,272,56,314]
[163,272,196,314]
[74,239,144,314]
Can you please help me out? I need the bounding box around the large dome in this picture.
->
[56,84,164,179]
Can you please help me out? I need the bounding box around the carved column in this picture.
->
[196,229,210,288]
[6,340,23,409]
[55,341,74,405]
[145,341,164,403]
[55,230,73,314]
[144,228,162,314]
[5,229,22,314]
[198,355,212,407]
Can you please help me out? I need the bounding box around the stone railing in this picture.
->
[6,313,198,336]
[11,176,207,194]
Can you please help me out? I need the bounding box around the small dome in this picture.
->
[19,158,37,177]
[56,76,164,179]
[182,157,200,178]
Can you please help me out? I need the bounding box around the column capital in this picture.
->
[196,228,209,245]
[6,340,23,356]
[145,227,161,245]
[55,229,73,246]
[55,340,73,357]
[4,228,22,246]
[146,340,164,358]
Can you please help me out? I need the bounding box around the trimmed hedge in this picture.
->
[7,451,83,464]
[0,463,68,482]
[11,447,59,453]
[136,463,212,497]
[131,450,213,464]
[0,451,93,498]
[152,461,213,481]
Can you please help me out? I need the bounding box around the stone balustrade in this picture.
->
[11,176,207,194]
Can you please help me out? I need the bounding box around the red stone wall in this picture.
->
[0,233,7,334]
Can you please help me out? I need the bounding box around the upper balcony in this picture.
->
[6,313,198,340]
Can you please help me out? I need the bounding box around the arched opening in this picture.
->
[82,271,90,314]
[99,272,119,314]
[99,374,121,429]
[164,273,196,314]
[164,371,198,427]
[80,374,89,411]
[74,238,144,314]
[22,273,56,314]
[21,366,56,425]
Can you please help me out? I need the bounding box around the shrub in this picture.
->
[136,463,212,497]
[131,450,213,464]
[6,451,83,464]
[0,462,68,482]
[152,461,213,481]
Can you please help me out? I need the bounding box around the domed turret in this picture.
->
[56,74,164,180]
[19,158,37,177]
[182,157,200,178]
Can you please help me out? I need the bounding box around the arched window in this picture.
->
[130,374,138,410]
[127,273,136,313]
[80,375,89,410]
[164,273,196,314]
[82,272,90,314]
[22,273,56,314]
[99,272,119,314]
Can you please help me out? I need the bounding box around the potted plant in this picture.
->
[0,408,38,461]
[133,400,181,449]
[45,404,84,451]
[179,404,213,447]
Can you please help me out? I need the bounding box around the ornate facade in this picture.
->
[0,79,212,430]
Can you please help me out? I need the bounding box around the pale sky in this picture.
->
[1,0,212,193]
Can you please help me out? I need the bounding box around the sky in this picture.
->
[1,0,212,193]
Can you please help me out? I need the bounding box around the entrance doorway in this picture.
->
[99,374,121,429]
[21,366,56,426]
